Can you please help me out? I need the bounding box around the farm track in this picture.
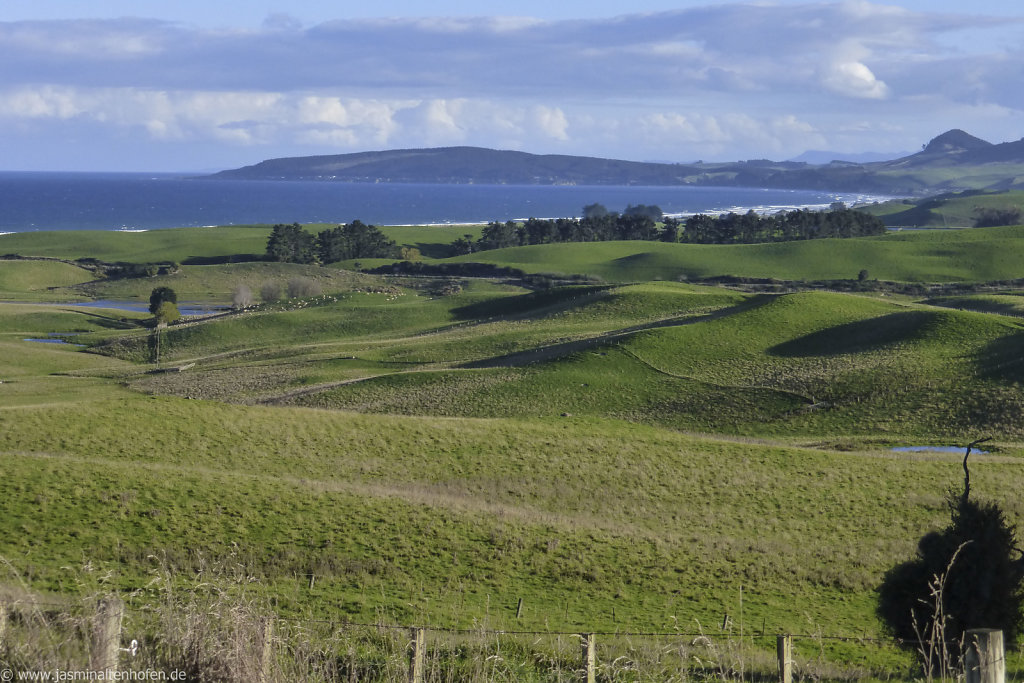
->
[460,294,778,368]
[257,294,780,403]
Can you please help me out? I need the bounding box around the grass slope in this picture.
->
[446,225,1024,283]
[0,224,476,264]
[6,233,1024,675]
[4,392,1023,644]
[864,190,1024,228]
[0,260,95,300]
[275,290,1024,439]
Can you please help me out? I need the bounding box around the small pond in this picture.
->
[892,446,989,455]
[23,336,86,347]
[60,300,227,316]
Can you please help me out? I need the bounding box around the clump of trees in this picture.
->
[974,207,1022,228]
[104,262,180,279]
[678,206,885,243]
[149,287,178,317]
[266,221,397,264]
[451,204,885,254]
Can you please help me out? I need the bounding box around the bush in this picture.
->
[974,207,1022,228]
[878,492,1024,671]
[260,281,282,304]
[149,287,177,315]
[287,277,322,299]
[154,301,180,325]
[232,284,254,310]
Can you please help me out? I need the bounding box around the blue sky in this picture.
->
[1,1,1022,171]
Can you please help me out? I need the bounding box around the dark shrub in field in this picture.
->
[878,492,1024,670]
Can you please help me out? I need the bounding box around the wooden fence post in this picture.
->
[777,634,793,683]
[90,596,124,675]
[257,617,274,683]
[965,629,1005,683]
[408,627,425,683]
[0,600,7,649]
[581,633,596,683]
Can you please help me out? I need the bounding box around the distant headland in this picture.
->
[211,129,1024,196]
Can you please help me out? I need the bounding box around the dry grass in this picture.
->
[1,584,912,682]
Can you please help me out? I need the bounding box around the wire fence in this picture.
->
[0,593,953,682]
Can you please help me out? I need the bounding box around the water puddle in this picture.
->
[892,446,989,455]
[24,335,86,347]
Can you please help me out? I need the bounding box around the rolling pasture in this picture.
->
[2,224,1024,678]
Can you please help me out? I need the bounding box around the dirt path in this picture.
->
[461,294,779,368]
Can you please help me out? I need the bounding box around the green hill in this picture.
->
[445,225,1024,283]
[5,227,1024,677]
[209,130,1024,194]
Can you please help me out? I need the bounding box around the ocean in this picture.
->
[0,171,885,232]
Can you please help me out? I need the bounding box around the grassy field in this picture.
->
[0,223,478,264]
[444,225,1024,283]
[864,190,1024,228]
[5,222,1024,286]
[3,226,1024,678]
[0,260,96,300]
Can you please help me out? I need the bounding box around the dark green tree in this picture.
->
[877,443,1024,671]
[317,220,397,263]
[266,223,316,264]
[623,204,664,221]
[974,207,1022,228]
[478,221,523,250]
[582,203,610,220]
[149,286,177,315]
[659,217,680,243]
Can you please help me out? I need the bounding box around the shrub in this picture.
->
[974,207,1022,228]
[154,301,180,325]
[232,284,254,310]
[878,492,1024,671]
[149,287,177,315]
[287,277,322,299]
[260,281,282,304]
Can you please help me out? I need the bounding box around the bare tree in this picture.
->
[259,281,281,304]
[232,284,254,310]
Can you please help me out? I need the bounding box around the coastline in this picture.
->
[0,171,893,232]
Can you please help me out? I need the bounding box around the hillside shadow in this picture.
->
[769,311,934,357]
[59,309,141,330]
[451,285,610,321]
[182,254,263,265]
[975,331,1024,383]
[410,241,460,259]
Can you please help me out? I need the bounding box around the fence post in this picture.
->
[777,634,792,683]
[257,617,274,683]
[408,627,425,683]
[581,633,596,683]
[965,629,1005,683]
[0,600,7,649]
[90,596,124,676]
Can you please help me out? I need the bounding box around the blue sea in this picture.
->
[0,171,884,232]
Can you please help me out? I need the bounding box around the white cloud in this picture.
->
[634,110,826,159]
[823,61,890,99]
[530,106,569,141]
[0,86,577,152]
[4,85,81,118]
[0,4,1022,168]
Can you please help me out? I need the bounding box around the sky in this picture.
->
[1,0,1022,171]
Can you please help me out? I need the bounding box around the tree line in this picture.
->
[266,221,397,264]
[451,203,886,254]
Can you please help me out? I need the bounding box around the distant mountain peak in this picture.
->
[922,129,992,154]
